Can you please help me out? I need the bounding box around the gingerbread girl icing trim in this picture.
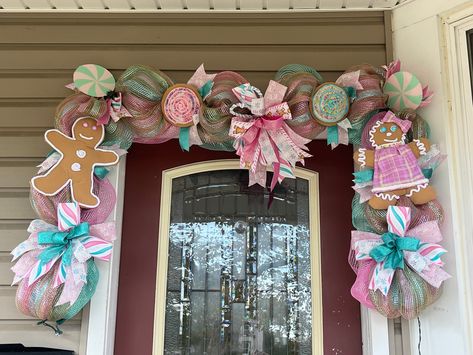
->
[31,117,119,208]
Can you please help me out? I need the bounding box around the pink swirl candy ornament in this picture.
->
[161,84,202,127]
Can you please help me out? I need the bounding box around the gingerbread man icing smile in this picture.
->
[31,117,119,208]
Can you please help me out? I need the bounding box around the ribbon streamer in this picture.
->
[229,80,311,189]
[11,202,115,305]
[351,206,450,296]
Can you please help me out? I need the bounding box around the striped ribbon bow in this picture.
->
[229,80,311,190]
[11,202,115,305]
[351,206,450,296]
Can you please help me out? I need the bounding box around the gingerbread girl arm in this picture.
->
[407,138,431,158]
[92,149,119,166]
[353,148,375,168]
[45,130,73,150]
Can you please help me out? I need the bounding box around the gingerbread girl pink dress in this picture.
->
[371,116,428,195]
[354,111,435,209]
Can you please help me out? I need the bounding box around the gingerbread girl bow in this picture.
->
[351,206,450,296]
[229,80,311,189]
[11,202,115,305]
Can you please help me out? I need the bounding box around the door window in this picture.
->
[154,163,322,354]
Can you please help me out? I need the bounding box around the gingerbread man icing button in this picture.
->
[31,117,119,208]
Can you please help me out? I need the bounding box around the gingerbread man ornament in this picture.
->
[31,117,119,208]
[353,111,436,210]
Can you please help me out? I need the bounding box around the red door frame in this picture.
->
[114,139,361,354]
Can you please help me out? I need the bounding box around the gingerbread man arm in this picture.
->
[407,138,431,158]
[353,148,375,168]
[45,130,73,150]
[92,149,119,166]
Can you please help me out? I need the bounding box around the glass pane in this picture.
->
[163,169,314,354]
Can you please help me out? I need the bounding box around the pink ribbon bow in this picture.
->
[11,202,115,305]
[351,206,450,297]
[229,80,312,189]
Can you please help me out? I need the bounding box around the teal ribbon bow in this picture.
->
[369,232,420,269]
[37,222,90,267]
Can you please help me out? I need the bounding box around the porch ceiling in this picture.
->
[0,0,409,11]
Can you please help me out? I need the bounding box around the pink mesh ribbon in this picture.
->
[31,176,116,226]
[11,202,115,306]
[350,206,450,299]
[229,80,312,189]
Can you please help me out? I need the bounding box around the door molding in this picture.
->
[82,158,127,355]
[152,159,323,354]
[440,3,473,354]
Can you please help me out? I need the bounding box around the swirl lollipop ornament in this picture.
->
[310,71,363,148]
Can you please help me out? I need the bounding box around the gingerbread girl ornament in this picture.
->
[353,111,436,210]
[31,117,119,208]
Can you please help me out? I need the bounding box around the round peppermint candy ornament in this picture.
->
[310,83,350,126]
[73,64,116,98]
[383,71,423,112]
[162,84,202,127]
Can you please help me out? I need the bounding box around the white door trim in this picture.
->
[440,3,473,355]
[81,158,127,355]
[152,160,323,354]
[81,154,390,354]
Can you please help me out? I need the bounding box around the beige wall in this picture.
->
[0,12,390,353]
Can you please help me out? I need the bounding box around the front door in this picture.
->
[114,139,361,354]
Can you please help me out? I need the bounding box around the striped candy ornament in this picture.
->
[73,64,116,98]
[57,202,81,232]
[386,206,411,236]
[383,71,423,112]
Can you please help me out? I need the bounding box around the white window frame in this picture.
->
[439,4,473,354]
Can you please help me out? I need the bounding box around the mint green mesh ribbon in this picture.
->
[49,259,99,324]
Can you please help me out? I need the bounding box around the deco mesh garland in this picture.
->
[10,61,449,335]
